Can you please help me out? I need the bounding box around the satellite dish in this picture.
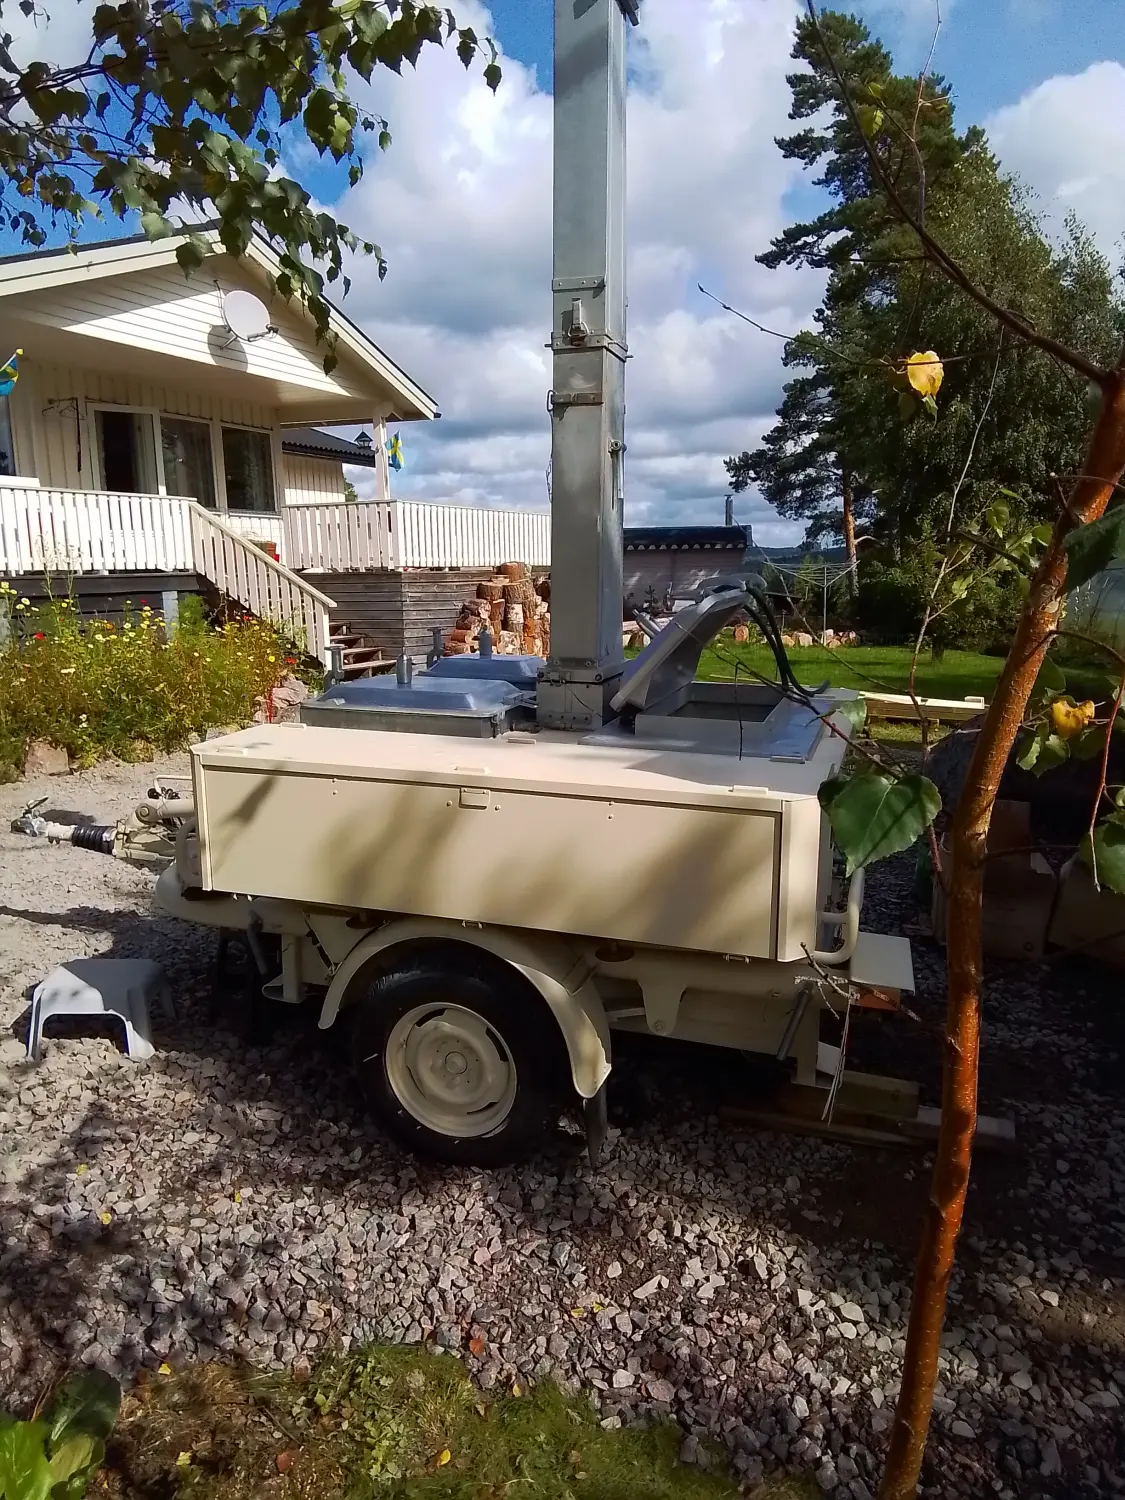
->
[221,288,274,342]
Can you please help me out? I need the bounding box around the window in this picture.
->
[221,426,276,513]
[0,395,15,477]
[94,409,159,492]
[161,416,217,508]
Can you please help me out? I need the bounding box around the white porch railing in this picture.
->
[0,484,194,573]
[1,484,336,665]
[284,499,551,572]
[190,505,335,665]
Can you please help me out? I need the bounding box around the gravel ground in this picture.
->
[1,757,1123,1499]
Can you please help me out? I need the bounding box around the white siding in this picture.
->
[5,256,372,400]
[283,453,347,507]
[13,361,278,494]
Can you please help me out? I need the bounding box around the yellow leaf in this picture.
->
[176,1452,192,1468]
[75,1164,89,1176]
[570,1307,585,1318]
[99,1211,112,1225]
[438,1449,452,1466]
[1051,697,1095,739]
[905,351,944,400]
[233,1190,242,1204]
[158,1363,172,1375]
[511,1383,521,1397]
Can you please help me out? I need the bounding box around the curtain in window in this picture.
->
[161,416,217,508]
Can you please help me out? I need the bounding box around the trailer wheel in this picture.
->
[351,954,566,1166]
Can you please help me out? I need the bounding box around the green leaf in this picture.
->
[1015,730,1041,771]
[1030,657,1067,702]
[1064,507,1125,592]
[831,697,867,735]
[921,392,938,419]
[47,1434,103,1498]
[0,1419,52,1500]
[1072,724,1106,761]
[818,772,942,874]
[1080,819,1125,895]
[985,499,1010,534]
[46,1369,120,1454]
[856,104,884,138]
[1029,732,1069,776]
[897,390,916,422]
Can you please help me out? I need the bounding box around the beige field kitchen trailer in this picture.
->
[14,0,915,1167]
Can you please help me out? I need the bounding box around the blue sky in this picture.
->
[485,0,1114,123]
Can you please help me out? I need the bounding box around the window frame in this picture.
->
[83,401,280,516]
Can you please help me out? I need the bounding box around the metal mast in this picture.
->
[538,0,638,732]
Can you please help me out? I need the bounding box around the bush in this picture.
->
[855,554,1019,653]
[0,585,319,777]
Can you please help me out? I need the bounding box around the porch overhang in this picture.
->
[0,228,437,426]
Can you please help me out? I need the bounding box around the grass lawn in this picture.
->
[696,641,1006,701]
[103,1346,818,1499]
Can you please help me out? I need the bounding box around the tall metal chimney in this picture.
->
[538,0,639,732]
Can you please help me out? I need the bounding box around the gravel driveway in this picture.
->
[1,757,1123,1499]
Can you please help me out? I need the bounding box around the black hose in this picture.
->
[69,824,115,855]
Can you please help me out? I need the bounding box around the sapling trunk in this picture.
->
[878,368,1125,1499]
[842,469,858,599]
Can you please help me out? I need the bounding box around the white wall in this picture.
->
[282,453,347,506]
[6,258,373,401]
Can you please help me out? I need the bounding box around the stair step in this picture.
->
[339,645,388,663]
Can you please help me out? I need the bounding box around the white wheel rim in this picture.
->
[381,1003,518,1138]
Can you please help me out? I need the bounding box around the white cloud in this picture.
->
[328,0,819,538]
[985,62,1125,259]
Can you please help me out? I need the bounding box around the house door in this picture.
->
[94,409,159,493]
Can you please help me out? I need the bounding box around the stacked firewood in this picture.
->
[445,562,551,656]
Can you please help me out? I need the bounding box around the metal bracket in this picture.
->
[553,276,605,293]
[548,390,604,413]
[549,333,629,358]
[640,975,684,1036]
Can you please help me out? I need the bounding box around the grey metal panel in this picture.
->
[542,0,631,727]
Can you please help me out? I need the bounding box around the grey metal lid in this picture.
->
[612,584,759,713]
[307,675,531,715]
[424,654,543,687]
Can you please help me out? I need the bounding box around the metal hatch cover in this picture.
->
[611,585,761,714]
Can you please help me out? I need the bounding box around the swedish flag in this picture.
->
[387,432,404,472]
[0,349,22,397]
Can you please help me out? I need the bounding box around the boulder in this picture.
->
[793,631,815,648]
[23,740,69,777]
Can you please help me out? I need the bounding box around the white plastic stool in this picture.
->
[27,958,173,1062]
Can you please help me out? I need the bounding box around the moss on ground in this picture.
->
[100,1346,818,1499]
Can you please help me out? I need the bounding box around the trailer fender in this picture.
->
[318,919,612,1100]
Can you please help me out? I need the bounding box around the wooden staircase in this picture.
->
[328,622,395,679]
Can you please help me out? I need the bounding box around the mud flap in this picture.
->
[583,1082,609,1167]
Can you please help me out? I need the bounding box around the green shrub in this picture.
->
[0,585,319,777]
[855,553,1019,653]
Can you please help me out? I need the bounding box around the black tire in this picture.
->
[350,948,568,1167]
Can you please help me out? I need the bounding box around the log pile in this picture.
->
[445,562,551,656]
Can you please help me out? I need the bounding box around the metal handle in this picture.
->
[810,867,865,966]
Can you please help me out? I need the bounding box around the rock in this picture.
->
[952,1420,977,1439]
[23,740,69,777]
[611,1369,634,1389]
[839,1302,865,1324]
[816,1459,838,1491]
[793,632,815,649]
[646,1378,675,1404]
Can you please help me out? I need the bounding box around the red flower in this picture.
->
[33,631,45,640]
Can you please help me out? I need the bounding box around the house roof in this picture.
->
[281,426,380,467]
[0,224,438,423]
[624,525,749,553]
